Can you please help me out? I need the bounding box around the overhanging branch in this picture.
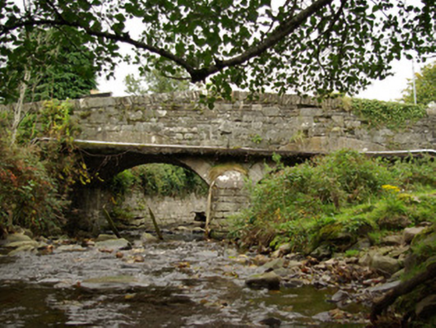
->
[1,0,334,83]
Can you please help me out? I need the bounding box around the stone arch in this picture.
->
[76,152,212,234]
[83,151,210,186]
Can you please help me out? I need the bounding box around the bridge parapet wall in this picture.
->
[1,91,434,151]
[70,91,435,152]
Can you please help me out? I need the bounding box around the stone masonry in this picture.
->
[69,91,436,152]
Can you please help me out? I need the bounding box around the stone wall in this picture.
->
[69,91,436,152]
[115,187,207,230]
[1,91,434,152]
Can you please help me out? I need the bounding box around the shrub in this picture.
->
[229,149,436,252]
[0,100,90,235]
[0,138,68,235]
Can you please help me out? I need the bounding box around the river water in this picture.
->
[0,233,366,327]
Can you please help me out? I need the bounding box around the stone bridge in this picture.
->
[4,91,434,233]
[66,91,435,233]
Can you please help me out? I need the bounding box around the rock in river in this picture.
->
[141,232,159,244]
[245,271,281,290]
[95,238,131,250]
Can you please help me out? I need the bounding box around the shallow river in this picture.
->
[0,233,365,327]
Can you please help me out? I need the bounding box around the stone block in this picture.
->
[262,106,280,116]
[299,107,323,116]
[332,115,344,126]
[80,96,115,108]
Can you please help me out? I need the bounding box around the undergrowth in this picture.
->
[229,150,436,253]
[0,100,90,235]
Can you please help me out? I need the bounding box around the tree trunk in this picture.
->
[370,262,436,324]
[204,180,216,238]
[10,68,31,145]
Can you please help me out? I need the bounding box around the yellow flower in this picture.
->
[382,184,400,193]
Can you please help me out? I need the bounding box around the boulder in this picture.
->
[175,226,190,232]
[95,238,131,250]
[259,317,281,328]
[365,280,401,293]
[95,234,118,242]
[277,243,292,256]
[2,233,33,245]
[310,244,332,260]
[192,227,205,234]
[348,238,371,251]
[56,245,87,252]
[315,224,356,251]
[371,254,401,276]
[403,227,426,244]
[141,233,159,244]
[331,290,349,303]
[273,268,294,278]
[381,235,403,246]
[5,240,39,248]
[246,271,281,290]
[8,245,36,256]
[287,260,302,269]
[261,258,285,271]
[377,216,412,230]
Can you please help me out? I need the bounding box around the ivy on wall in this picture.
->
[350,98,426,129]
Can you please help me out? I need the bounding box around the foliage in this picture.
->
[1,1,435,98]
[109,163,208,199]
[124,62,189,95]
[229,150,436,252]
[402,61,436,106]
[250,134,263,144]
[0,28,98,104]
[124,74,148,96]
[351,98,426,129]
[390,155,436,190]
[0,99,99,235]
[0,133,67,235]
[109,170,137,199]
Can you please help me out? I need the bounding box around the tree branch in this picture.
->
[1,0,334,83]
[0,18,195,75]
[195,0,334,82]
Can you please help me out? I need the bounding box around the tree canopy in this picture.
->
[402,61,436,106]
[1,0,435,98]
[0,28,98,104]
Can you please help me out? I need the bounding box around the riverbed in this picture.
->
[0,233,367,327]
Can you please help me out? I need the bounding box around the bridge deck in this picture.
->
[74,139,436,159]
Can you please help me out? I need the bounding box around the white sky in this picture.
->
[97,57,420,101]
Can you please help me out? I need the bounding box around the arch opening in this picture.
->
[106,163,209,231]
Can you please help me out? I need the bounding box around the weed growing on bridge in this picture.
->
[250,134,263,144]
[350,98,426,129]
